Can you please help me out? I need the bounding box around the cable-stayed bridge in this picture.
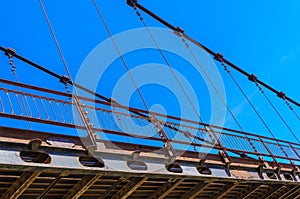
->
[0,0,299,198]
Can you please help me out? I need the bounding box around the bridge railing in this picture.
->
[0,78,299,165]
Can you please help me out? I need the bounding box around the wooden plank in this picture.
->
[278,185,300,199]
[215,182,239,199]
[62,174,101,199]
[1,171,41,199]
[241,184,262,199]
[37,172,68,199]
[155,179,184,199]
[112,177,148,199]
[180,181,211,199]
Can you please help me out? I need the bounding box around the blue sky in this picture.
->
[0,0,299,142]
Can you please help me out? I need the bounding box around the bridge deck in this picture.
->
[0,126,299,199]
[0,79,300,198]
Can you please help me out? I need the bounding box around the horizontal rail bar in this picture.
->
[0,80,299,165]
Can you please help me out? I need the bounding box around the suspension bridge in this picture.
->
[0,0,299,198]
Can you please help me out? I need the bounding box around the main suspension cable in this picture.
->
[127,1,300,108]
[215,53,276,138]
[91,0,149,112]
[129,1,245,134]
[4,48,33,129]
[214,54,293,164]
[277,92,300,121]
[131,3,205,124]
[179,34,245,132]
[0,45,215,146]
[249,74,300,143]
[130,1,238,161]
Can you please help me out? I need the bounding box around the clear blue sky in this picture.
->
[0,0,299,142]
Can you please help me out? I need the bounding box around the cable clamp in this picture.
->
[4,47,16,57]
[127,0,137,7]
[176,27,184,33]
[59,75,70,85]
[248,74,258,82]
[214,52,224,62]
[277,91,286,99]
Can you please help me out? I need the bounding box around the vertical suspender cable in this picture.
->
[130,2,245,134]
[129,2,239,162]
[39,0,98,149]
[216,55,292,162]
[215,54,276,138]
[91,0,179,157]
[128,1,300,109]
[5,48,32,129]
[91,0,149,112]
[128,1,299,145]
[131,4,205,125]
[249,74,300,143]
[278,92,300,121]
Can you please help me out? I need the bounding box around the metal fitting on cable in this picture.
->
[277,91,286,99]
[176,27,184,33]
[127,0,137,7]
[248,74,258,82]
[214,52,224,62]
[59,75,70,85]
[4,47,16,57]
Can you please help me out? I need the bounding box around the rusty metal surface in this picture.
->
[0,126,299,198]
[0,170,299,198]
[0,78,300,168]
[0,79,300,198]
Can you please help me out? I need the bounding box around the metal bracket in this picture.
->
[126,0,137,7]
[4,47,16,57]
[214,52,224,62]
[277,91,286,99]
[59,75,70,85]
[248,74,258,82]
[218,151,231,169]
[29,139,42,152]
[131,151,141,160]
[163,143,177,164]
[275,166,281,176]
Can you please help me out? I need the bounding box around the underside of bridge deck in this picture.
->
[0,126,299,199]
[0,170,299,199]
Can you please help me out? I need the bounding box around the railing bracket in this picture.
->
[29,139,42,152]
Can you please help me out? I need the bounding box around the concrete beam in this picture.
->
[62,174,101,199]
[1,171,41,199]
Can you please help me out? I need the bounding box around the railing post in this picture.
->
[208,126,232,166]
[289,143,300,159]
[150,114,177,162]
[258,137,280,167]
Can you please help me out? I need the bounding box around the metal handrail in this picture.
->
[0,78,299,165]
